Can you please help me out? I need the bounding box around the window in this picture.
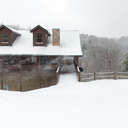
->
[2,34,8,42]
[36,33,43,43]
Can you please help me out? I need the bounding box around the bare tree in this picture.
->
[80,35,122,72]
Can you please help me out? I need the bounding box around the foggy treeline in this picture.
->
[80,34,128,73]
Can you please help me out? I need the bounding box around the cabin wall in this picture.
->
[0,55,58,91]
[0,56,52,68]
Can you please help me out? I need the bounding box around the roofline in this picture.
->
[0,25,21,36]
[0,54,83,56]
[30,25,51,36]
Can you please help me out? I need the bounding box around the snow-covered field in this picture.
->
[0,73,128,128]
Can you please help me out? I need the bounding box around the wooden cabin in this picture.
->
[0,24,82,91]
[0,24,82,71]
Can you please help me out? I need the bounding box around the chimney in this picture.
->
[52,29,60,46]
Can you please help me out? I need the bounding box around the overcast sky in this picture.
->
[0,0,128,37]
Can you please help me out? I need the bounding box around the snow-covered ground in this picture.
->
[0,73,128,128]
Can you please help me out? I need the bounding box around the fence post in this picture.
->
[114,72,117,80]
[78,72,80,81]
[1,71,3,89]
[94,72,96,80]
[56,66,60,83]
[19,57,22,92]
[19,71,22,91]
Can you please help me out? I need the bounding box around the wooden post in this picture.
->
[56,66,60,82]
[37,56,41,71]
[39,56,41,65]
[1,72,3,89]
[114,72,117,80]
[76,66,80,81]
[74,56,79,65]
[1,60,4,89]
[73,56,81,82]
[19,71,22,91]
[18,56,23,91]
[94,72,96,80]
[78,72,80,81]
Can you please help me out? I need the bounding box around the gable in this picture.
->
[30,25,50,35]
[0,26,12,34]
[0,25,21,46]
[0,25,20,35]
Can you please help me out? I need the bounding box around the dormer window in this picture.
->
[31,25,50,46]
[0,25,21,46]
[36,33,43,43]
[2,34,8,43]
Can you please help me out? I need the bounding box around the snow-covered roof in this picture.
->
[0,25,21,35]
[0,29,82,56]
[6,26,21,34]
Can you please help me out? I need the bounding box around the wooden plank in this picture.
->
[80,78,94,82]
[80,77,94,81]
[80,75,93,78]
[96,72,114,76]
[117,76,128,79]
[81,73,94,75]
[80,72,128,82]
[117,72,128,76]
[80,73,94,77]
[96,77,114,80]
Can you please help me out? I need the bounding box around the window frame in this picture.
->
[2,34,9,43]
[36,32,43,43]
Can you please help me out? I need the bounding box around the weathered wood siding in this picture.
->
[0,27,20,46]
[0,27,12,46]
[32,26,49,46]
[0,65,59,92]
